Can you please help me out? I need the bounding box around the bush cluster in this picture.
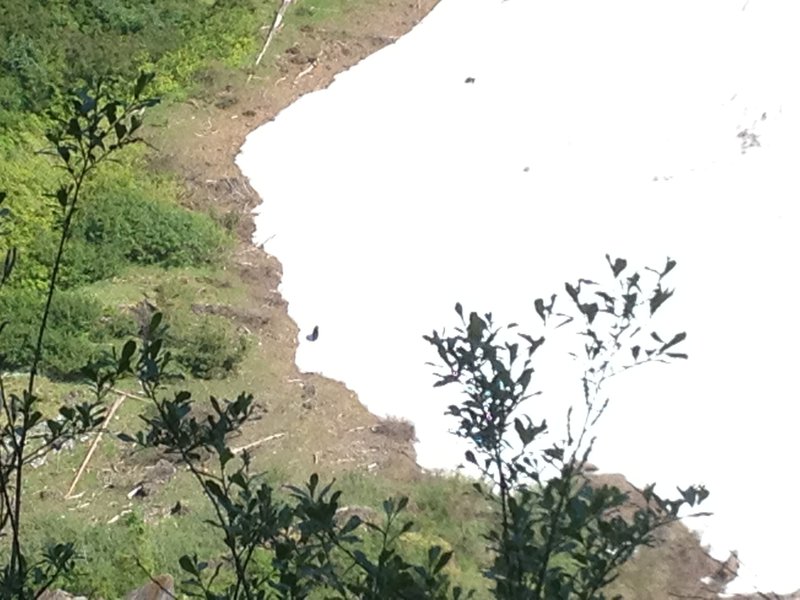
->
[0,288,105,379]
[5,162,229,291]
[0,116,235,382]
[0,0,263,122]
[167,313,249,380]
[0,0,258,388]
[0,285,248,380]
[77,192,225,268]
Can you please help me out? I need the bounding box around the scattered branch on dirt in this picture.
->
[107,509,133,525]
[111,387,150,403]
[231,432,286,455]
[65,394,127,499]
[294,49,324,84]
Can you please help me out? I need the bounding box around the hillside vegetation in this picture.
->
[0,0,268,379]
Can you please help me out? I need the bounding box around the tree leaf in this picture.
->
[514,418,530,446]
[57,146,70,164]
[435,550,454,574]
[67,117,81,138]
[649,285,674,315]
[622,293,637,318]
[534,298,546,322]
[467,312,486,342]
[114,121,127,141]
[606,254,627,277]
[595,291,615,309]
[661,257,677,279]
[519,334,545,356]
[659,332,687,354]
[341,515,362,535]
[544,446,564,461]
[179,555,199,576]
[580,302,599,324]
[134,72,156,99]
[56,186,70,209]
[565,282,580,305]
[397,496,409,513]
[507,342,518,365]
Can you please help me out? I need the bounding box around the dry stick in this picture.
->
[64,394,126,499]
[255,0,294,67]
[110,387,149,403]
[293,48,324,84]
[231,432,286,455]
[294,61,316,83]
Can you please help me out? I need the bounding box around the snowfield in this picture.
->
[237,0,800,593]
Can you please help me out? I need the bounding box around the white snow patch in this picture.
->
[237,0,800,593]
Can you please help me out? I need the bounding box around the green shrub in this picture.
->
[75,183,229,270]
[169,314,248,379]
[0,0,263,117]
[0,271,247,381]
[0,124,63,291]
[0,287,39,371]
[31,232,124,289]
[2,138,230,292]
[97,305,139,339]
[0,287,104,378]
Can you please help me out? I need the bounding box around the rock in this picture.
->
[125,574,174,600]
[712,550,740,585]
